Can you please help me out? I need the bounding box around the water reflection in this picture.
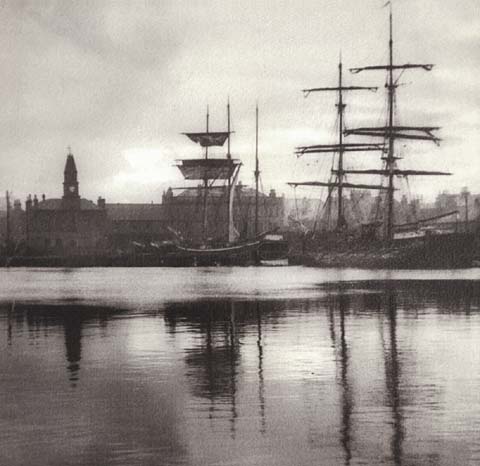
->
[324,281,466,466]
[164,300,288,438]
[326,293,353,465]
[384,291,403,466]
[166,301,237,400]
[2,302,123,386]
[63,312,82,383]
[0,275,479,466]
[339,294,353,466]
[325,282,470,466]
[7,302,13,346]
[320,279,480,314]
[256,302,266,435]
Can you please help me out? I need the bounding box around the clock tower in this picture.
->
[62,149,80,208]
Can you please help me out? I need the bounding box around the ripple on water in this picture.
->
[0,268,479,465]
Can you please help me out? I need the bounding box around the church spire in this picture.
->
[63,148,80,200]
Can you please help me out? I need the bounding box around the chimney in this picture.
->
[97,197,106,209]
[42,194,46,201]
[33,194,38,207]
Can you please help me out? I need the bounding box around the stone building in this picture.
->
[26,151,108,256]
[13,147,288,255]
[162,182,286,244]
[0,198,26,252]
[106,203,168,249]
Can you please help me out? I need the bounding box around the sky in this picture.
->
[0,0,478,204]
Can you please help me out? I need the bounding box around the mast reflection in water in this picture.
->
[1,270,480,466]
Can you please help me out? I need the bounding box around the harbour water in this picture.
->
[1,267,480,465]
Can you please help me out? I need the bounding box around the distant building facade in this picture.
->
[15,153,286,255]
[106,203,169,248]
[6,149,480,256]
[26,151,108,256]
[162,182,286,243]
[284,188,480,235]
[0,198,26,251]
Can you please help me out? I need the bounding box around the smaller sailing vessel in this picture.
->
[159,103,287,266]
[288,6,473,268]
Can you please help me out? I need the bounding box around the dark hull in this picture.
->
[289,232,478,269]
[1,238,290,268]
[257,238,289,262]
[164,241,261,266]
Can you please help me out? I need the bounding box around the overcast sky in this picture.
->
[0,0,478,204]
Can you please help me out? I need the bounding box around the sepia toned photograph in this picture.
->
[0,0,479,464]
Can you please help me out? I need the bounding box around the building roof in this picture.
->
[36,198,100,210]
[105,203,166,221]
[173,184,269,199]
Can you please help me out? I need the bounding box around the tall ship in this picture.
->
[154,103,288,266]
[288,6,475,268]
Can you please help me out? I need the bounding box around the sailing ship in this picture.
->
[288,6,474,268]
[155,103,288,266]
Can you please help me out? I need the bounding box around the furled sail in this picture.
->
[332,169,451,176]
[183,132,230,147]
[288,181,391,190]
[175,159,241,180]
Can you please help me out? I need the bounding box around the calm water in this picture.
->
[1,267,480,466]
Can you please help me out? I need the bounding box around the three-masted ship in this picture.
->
[289,6,473,268]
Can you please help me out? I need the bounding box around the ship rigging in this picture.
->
[289,4,451,241]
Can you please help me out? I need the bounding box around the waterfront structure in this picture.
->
[163,183,285,243]
[12,147,285,258]
[106,202,169,249]
[25,151,108,256]
[0,198,26,251]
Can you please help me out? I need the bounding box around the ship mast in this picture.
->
[227,99,231,159]
[386,8,395,241]
[337,61,345,228]
[255,104,260,237]
[347,4,446,241]
[180,105,239,245]
[289,59,384,230]
[5,190,11,254]
[203,106,209,242]
[227,100,232,242]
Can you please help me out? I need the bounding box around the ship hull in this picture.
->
[158,237,289,267]
[1,238,290,267]
[164,241,261,266]
[289,232,477,269]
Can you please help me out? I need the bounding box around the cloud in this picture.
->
[0,0,478,204]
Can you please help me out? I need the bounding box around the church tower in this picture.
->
[62,149,80,209]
